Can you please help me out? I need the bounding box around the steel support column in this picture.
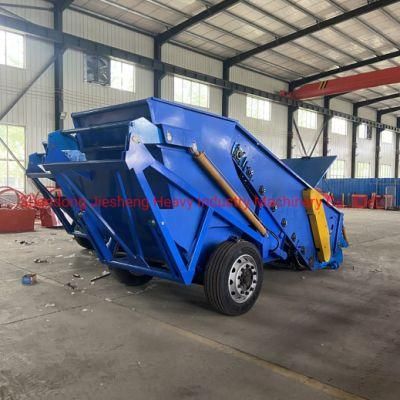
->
[351,104,359,178]
[54,3,64,130]
[375,112,383,178]
[222,63,231,117]
[322,97,331,157]
[286,105,296,158]
[153,40,164,98]
[396,118,400,179]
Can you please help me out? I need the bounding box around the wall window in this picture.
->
[298,108,317,129]
[246,96,271,121]
[174,76,209,108]
[379,164,393,178]
[328,159,345,179]
[0,125,25,191]
[0,29,24,68]
[110,59,135,92]
[331,117,347,135]
[381,130,393,144]
[356,162,370,178]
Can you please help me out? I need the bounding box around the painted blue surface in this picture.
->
[282,156,336,187]
[321,178,400,207]
[27,98,347,284]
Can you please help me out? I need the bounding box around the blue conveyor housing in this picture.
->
[27,98,348,286]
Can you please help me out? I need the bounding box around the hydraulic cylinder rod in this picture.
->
[192,148,267,236]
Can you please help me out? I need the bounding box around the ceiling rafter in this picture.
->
[88,0,313,79]
[156,0,240,44]
[283,0,398,95]
[291,49,400,88]
[326,0,400,51]
[244,0,400,94]
[147,0,328,77]
[378,105,400,116]
[224,0,398,67]
[355,93,400,109]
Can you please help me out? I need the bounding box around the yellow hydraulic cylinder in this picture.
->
[302,189,331,262]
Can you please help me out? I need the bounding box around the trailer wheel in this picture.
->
[204,240,263,316]
[74,236,93,250]
[113,269,153,286]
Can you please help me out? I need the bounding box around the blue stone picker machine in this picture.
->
[27,98,348,316]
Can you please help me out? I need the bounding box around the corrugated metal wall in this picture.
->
[0,4,399,193]
[62,10,154,129]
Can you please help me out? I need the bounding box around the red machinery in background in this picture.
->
[0,186,62,233]
[0,187,36,233]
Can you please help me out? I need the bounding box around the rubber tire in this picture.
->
[113,268,153,286]
[204,240,263,316]
[74,236,94,250]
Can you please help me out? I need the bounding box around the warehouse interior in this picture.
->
[1,1,400,399]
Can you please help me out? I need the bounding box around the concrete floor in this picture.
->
[0,208,399,400]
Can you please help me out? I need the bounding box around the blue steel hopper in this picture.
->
[27,98,348,315]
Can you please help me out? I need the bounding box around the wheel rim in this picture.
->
[228,254,258,304]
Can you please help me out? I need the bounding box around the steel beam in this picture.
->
[351,104,359,178]
[377,105,400,116]
[60,0,74,11]
[0,3,53,10]
[355,93,400,109]
[286,66,400,100]
[224,0,398,67]
[396,118,400,178]
[1,14,399,134]
[156,0,240,44]
[291,50,400,88]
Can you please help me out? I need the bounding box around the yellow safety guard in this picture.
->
[302,189,331,263]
